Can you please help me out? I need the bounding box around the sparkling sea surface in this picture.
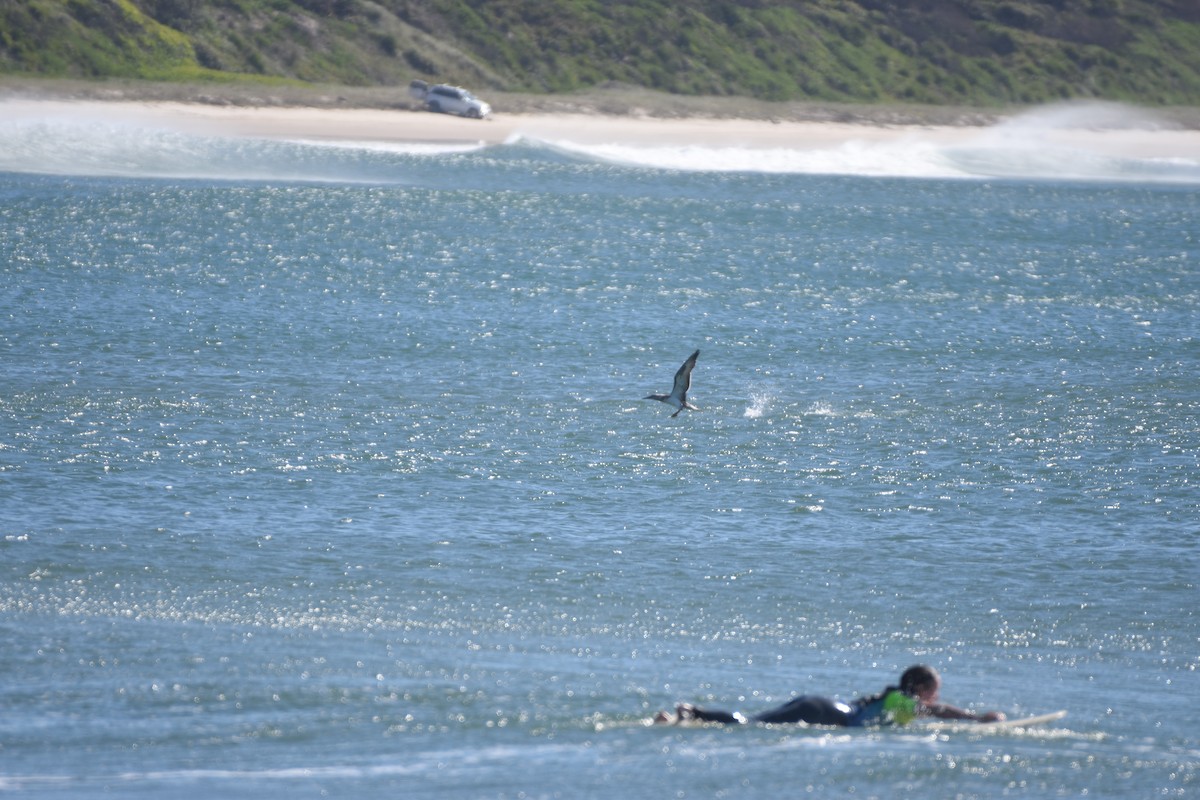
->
[1,104,1198,798]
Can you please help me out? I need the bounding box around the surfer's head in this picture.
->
[899,664,941,702]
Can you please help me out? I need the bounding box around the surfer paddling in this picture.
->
[653,665,1005,727]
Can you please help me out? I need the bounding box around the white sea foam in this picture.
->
[539,132,1200,183]
[287,137,487,156]
[532,136,965,179]
[1,99,1196,184]
[534,102,1200,183]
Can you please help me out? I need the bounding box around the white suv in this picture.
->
[408,81,491,119]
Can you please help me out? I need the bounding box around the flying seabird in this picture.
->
[644,349,700,417]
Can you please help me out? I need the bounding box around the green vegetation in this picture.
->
[3,0,1200,106]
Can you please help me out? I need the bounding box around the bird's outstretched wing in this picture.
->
[671,349,700,402]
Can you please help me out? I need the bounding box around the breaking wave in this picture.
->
[535,102,1200,183]
[1,100,1196,184]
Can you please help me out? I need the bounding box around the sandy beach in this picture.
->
[5,96,1200,164]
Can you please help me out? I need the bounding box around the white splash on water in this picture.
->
[806,402,839,417]
[743,390,775,418]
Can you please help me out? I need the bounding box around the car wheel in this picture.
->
[428,101,441,113]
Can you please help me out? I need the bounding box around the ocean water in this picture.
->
[1,104,1198,799]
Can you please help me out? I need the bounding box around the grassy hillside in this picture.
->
[3,0,1200,106]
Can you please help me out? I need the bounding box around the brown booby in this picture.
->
[644,349,700,417]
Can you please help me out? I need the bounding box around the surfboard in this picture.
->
[922,709,1067,731]
[646,709,1068,730]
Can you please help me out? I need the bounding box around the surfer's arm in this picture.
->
[922,702,1006,722]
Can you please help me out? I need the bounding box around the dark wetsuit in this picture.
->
[683,690,915,727]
